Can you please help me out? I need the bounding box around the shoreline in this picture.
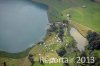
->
[0,0,90,57]
[0,0,85,57]
[0,0,100,66]
[0,0,49,56]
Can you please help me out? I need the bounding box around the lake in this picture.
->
[0,0,48,53]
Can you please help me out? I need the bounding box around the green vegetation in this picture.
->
[22,21,77,66]
[33,62,63,66]
[32,0,100,66]
[62,3,100,32]
[0,0,100,66]
[63,2,100,33]
[33,0,100,33]
[33,0,83,22]
[87,31,100,50]
[0,48,31,59]
[0,48,31,66]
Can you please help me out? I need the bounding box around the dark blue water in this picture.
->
[0,0,48,53]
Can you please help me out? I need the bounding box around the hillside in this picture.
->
[33,0,100,33]
[0,0,100,66]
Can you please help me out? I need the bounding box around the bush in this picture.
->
[56,47,66,57]
[87,31,100,50]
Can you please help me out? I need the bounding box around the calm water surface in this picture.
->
[0,0,48,53]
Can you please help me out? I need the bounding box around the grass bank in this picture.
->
[33,0,100,34]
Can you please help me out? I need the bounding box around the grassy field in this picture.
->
[33,62,63,66]
[33,0,100,33]
[22,28,75,66]
[0,57,25,66]
[33,0,84,22]
[62,1,100,32]
[0,25,75,66]
[0,46,31,66]
[0,0,100,66]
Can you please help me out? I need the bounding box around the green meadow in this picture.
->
[0,0,100,66]
[62,2,100,32]
[34,0,100,33]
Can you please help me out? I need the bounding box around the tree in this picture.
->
[87,31,100,50]
[63,20,69,28]
[56,47,66,57]
[3,62,7,66]
[63,63,69,66]
[28,54,35,66]
[58,27,64,42]
[49,23,57,32]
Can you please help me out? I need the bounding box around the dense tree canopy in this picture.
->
[87,31,100,50]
